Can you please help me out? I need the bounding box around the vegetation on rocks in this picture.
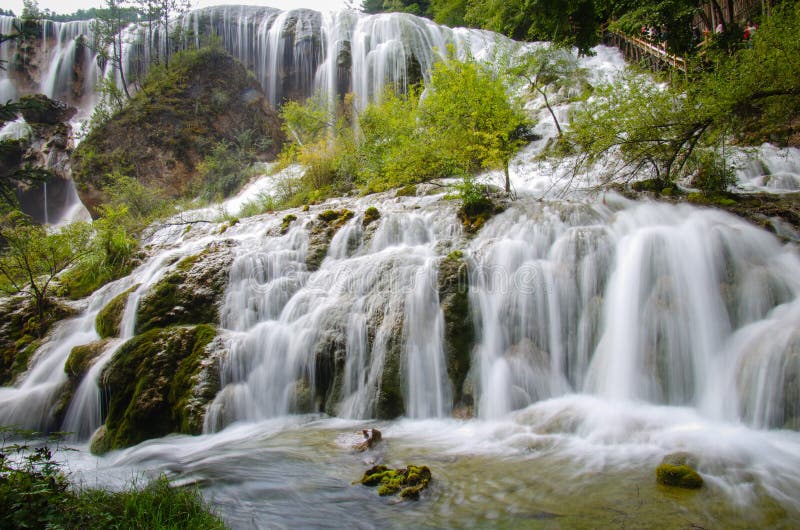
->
[358,464,432,499]
[134,244,232,334]
[438,249,474,410]
[93,324,218,453]
[656,463,704,489]
[72,44,282,216]
[95,285,138,338]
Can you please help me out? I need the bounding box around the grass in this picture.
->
[0,429,227,529]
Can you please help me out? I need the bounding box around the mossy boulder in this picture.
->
[438,250,474,409]
[457,196,506,234]
[363,206,380,227]
[396,184,417,197]
[71,46,284,217]
[376,321,405,419]
[656,462,704,489]
[96,285,139,339]
[306,209,355,272]
[0,296,74,385]
[94,324,219,454]
[135,243,233,334]
[280,214,297,234]
[358,464,432,499]
[18,94,77,125]
[65,340,110,380]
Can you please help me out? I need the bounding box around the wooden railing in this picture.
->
[606,30,687,73]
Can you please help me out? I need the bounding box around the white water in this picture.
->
[0,9,799,527]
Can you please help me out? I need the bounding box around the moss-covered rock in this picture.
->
[96,285,139,339]
[95,324,219,453]
[65,340,110,380]
[457,195,506,234]
[0,296,74,385]
[280,214,297,234]
[358,464,432,499]
[363,206,380,227]
[396,184,417,197]
[134,243,233,334]
[376,323,405,420]
[438,249,474,409]
[306,210,354,272]
[71,46,284,217]
[18,94,77,125]
[656,463,704,489]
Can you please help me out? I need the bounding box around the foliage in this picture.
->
[567,74,714,187]
[559,3,800,193]
[73,45,280,215]
[508,44,586,137]
[90,0,134,100]
[0,213,93,331]
[0,428,227,529]
[196,129,269,201]
[279,54,525,203]
[60,174,169,299]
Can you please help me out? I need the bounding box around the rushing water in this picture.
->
[1,7,799,527]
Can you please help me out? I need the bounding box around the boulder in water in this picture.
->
[358,464,432,499]
[656,454,704,489]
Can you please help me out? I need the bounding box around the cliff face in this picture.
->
[71,46,284,216]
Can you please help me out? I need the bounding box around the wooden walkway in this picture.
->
[605,31,687,73]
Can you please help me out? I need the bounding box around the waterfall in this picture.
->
[469,196,800,427]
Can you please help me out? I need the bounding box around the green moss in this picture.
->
[96,285,139,339]
[396,184,418,197]
[457,197,504,234]
[318,209,354,226]
[359,464,432,500]
[0,299,73,385]
[280,214,298,234]
[687,192,737,207]
[65,340,110,380]
[363,206,381,227]
[135,245,231,335]
[96,325,218,453]
[656,463,704,489]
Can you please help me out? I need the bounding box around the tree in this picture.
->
[464,0,600,55]
[420,52,526,191]
[157,0,192,70]
[0,213,93,333]
[510,44,585,137]
[92,0,133,100]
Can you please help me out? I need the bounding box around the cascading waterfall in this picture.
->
[205,205,459,430]
[469,196,800,427]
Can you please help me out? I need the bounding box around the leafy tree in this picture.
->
[0,213,93,333]
[156,0,193,70]
[430,0,468,26]
[567,75,714,188]
[464,0,600,55]
[420,52,526,191]
[91,0,134,100]
[510,44,586,137]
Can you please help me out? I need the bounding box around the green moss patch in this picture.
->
[358,464,432,499]
[363,206,381,227]
[134,244,232,334]
[96,285,139,339]
[95,324,219,453]
[656,463,704,489]
[280,214,298,234]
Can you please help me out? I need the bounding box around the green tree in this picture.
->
[464,0,600,55]
[510,44,586,137]
[430,0,468,26]
[91,0,133,100]
[0,213,93,333]
[420,52,526,191]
